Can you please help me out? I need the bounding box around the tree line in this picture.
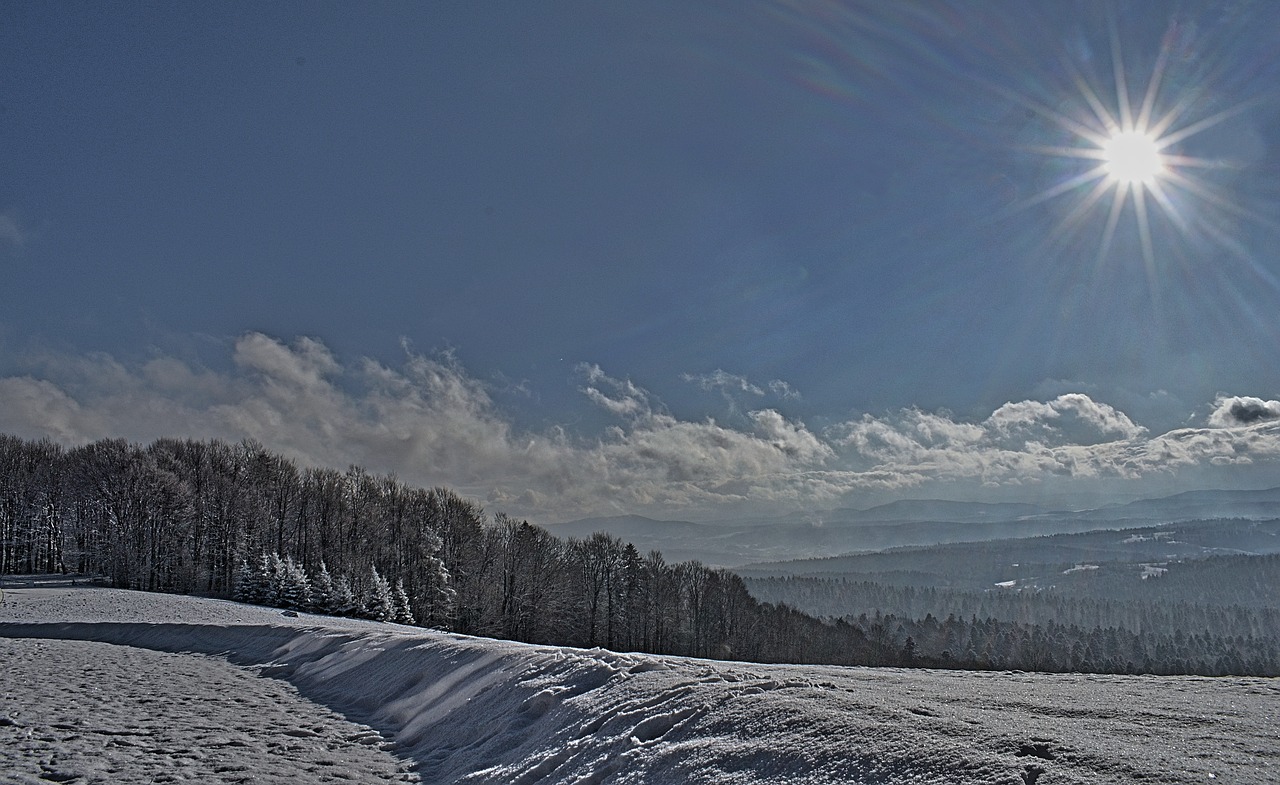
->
[744,566,1280,640]
[746,569,1280,676]
[0,435,806,660]
[2,433,1275,675]
[839,610,1278,676]
[233,552,417,625]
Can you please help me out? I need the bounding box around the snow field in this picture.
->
[0,637,416,784]
[2,583,1278,784]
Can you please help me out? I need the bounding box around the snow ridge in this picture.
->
[3,586,1278,784]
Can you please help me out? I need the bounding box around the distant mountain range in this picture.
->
[821,499,1048,523]
[734,517,1280,587]
[1059,486,1280,522]
[545,487,1280,567]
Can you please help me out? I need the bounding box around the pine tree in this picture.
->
[364,565,393,622]
[419,551,455,629]
[280,557,312,610]
[900,636,918,667]
[266,553,288,607]
[333,573,358,617]
[391,578,415,625]
[311,561,337,615]
[248,553,274,605]
[233,558,258,603]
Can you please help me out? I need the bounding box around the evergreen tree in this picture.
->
[233,558,258,603]
[364,566,394,622]
[266,553,288,607]
[332,572,358,617]
[392,578,415,625]
[280,557,312,610]
[900,636,917,667]
[419,551,455,629]
[311,561,337,615]
[248,553,274,605]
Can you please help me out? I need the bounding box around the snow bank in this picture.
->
[3,582,1277,784]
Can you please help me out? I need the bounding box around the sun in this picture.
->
[1100,129,1164,186]
[1000,18,1267,275]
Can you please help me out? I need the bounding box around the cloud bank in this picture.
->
[1,333,1277,521]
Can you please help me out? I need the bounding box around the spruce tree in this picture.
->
[249,553,275,605]
[418,551,454,628]
[364,565,394,622]
[311,561,337,614]
[333,573,358,617]
[280,557,312,610]
[391,578,415,625]
[233,558,257,603]
[267,553,288,607]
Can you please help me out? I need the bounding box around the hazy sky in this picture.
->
[3,1,1279,522]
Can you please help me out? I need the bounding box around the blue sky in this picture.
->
[3,1,1280,522]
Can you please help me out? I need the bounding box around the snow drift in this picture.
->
[2,582,1277,784]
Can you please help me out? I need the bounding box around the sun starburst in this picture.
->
[1000,17,1271,281]
[1101,129,1164,185]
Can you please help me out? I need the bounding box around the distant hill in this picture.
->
[822,499,1048,524]
[544,516,822,565]
[733,518,1280,590]
[1071,486,1280,523]
[548,487,1280,567]
[544,515,713,542]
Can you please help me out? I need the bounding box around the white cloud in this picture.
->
[1207,395,1280,428]
[579,363,656,419]
[682,370,802,418]
[748,409,832,462]
[985,393,1146,448]
[1,335,1278,521]
[682,370,765,397]
[827,392,1276,491]
[0,376,105,443]
[768,379,801,400]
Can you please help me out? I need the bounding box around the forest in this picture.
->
[2,434,1277,676]
[747,570,1280,675]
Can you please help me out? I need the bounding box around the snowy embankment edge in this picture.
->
[5,588,1278,784]
[0,617,726,783]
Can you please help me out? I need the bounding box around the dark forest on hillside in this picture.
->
[747,566,1280,676]
[2,434,1276,675]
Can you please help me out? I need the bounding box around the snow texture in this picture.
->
[2,578,1277,784]
[0,638,415,785]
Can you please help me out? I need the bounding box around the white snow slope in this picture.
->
[2,578,1277,784]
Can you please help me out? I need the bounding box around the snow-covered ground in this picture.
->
[2,579,1277,784]
[0,638,416,785]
